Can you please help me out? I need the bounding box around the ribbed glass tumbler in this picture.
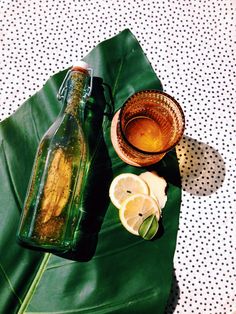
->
[112,90,185,167]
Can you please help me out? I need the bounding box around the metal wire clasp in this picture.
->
[86,68,93,97]
[57,67,93,101]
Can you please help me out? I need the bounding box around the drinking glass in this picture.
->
[111,90,185,166]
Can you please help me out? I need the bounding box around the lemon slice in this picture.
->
[109,173,149,210]
[139,171,167,210]
[119,193,160,236]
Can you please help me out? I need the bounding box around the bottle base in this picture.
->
[17,235,70,254]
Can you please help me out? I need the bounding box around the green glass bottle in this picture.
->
[17,61,93,253]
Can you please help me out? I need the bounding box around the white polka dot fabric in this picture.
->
[0,0,235,313]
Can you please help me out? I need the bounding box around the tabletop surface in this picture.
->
[0,1,235,313]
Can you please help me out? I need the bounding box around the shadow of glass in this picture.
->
[164,270,180,314]
[146,149,182,189]
[176,135,226,196]
[58,77,113,261]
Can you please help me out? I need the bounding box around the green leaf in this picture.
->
[139,215,159,240]
[0,29,181,314]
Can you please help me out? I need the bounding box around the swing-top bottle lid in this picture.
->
[72,61,90,72]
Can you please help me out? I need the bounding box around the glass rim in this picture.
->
[118,89,185,155]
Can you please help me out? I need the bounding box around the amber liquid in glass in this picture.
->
[124,116,172,153]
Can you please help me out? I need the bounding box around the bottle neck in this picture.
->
[63,70,90,118]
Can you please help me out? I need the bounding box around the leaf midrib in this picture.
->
[17,253,51,314]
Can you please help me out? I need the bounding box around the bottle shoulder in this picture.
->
[39,112,85,154]
[42,113,78,137]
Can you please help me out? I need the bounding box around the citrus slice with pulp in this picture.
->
[109,173,149,210]
[119,193,161,236]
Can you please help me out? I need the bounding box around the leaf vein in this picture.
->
[0,262,23,305]
[1,140,23,210]
[30,104,41,142]
[112,57,124,97]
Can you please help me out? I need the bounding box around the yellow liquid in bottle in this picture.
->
[125,116,164,152]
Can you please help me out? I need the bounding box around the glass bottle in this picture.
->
[17,61,93,253]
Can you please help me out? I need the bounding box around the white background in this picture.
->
[0,0,235,313]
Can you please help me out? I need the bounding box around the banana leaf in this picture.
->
[0,29,181,314]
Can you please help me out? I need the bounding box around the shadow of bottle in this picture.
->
[176,135,226,196]
[164,270,180,314]
[57,77,113,262]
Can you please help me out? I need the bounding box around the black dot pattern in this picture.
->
[0,0,235,313]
